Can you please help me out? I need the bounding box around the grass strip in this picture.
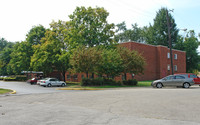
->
[0,88,13,94]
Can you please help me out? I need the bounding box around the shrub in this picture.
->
[66,81,80,84]
[123,79,138,86]
[15,76,27,81]
[3,76,27,81]
[3,77,16,81]
[81,77,122,86]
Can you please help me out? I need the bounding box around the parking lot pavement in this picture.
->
[0,85,200,125]
[0,81,63,95]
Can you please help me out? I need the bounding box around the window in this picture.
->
[174,54,177,60]
[73,75,78,80]
[167,53,170,58]
[50,79,55,81]
[175,76,185,79]
[67,75,70,79]
[81,75,84,78]
[190,74,197,78]
[165,76,174,80]
[122,75,125,81]
[174,65,177,71]
[167,65,170,71]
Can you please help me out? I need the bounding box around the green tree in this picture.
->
[144,7,179,47]
[97,48,123,78]
[183,30,200,72]
[69,6,115,47]
[115,22,144,43]
[7,41,33,74]
[0,41,15,75]
[26,25,46,45]
[70,46,102,78]
[117,47,146,80]
[0,38,8,51]
[31,29,70,81]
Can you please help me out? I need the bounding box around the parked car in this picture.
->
[151,74,195,88]
[27,78,38,85]
[37,78,66,87]
[175,73,200,85]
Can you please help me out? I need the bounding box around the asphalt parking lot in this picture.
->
[0,81,200,125]
[0,81,64,95]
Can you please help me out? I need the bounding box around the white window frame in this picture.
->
[174,65,177,71]
[167,53,170,59]
[174,54,177,60]
[167,65,170,71]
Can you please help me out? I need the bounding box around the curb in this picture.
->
[10,89,16,94]
[57,88,104,90]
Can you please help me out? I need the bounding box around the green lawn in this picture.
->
[137,81,153,87]
[0,88,12,94]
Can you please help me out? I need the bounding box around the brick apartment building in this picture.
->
[118,42,186,81]
[64,41,186,82]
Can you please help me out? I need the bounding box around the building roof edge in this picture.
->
[119,41,186,53]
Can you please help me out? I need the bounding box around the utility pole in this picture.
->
[166,9,174,75]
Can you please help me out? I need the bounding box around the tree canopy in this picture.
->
[68,6,115,47]
[26,25,46,45]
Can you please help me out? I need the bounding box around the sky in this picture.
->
[1,0,200,43]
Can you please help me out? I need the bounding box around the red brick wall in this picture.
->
[120,42,186,81]
[120,42,159,81]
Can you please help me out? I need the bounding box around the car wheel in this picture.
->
[61,83,65,87]
[156,83,163,88]
[47,83,52,87]
[183,82,190,88]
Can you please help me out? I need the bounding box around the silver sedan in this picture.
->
[151,74,194,88]
[37,78,66,87]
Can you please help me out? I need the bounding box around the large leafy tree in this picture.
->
[183,31,199,72]
[31,28,70,81]
[97,48,123,78]
[117,47,146,80]
[144,7,179,47]
[70,46,102,78]
[26,25,46,45]
[174,30,200,72]
[50,20,71,81]
[68,6,115,47]
[8,41,33,74]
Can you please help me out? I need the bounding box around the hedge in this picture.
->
[122,79,138,86]
[3,76,27,81]
[81,77,122,86]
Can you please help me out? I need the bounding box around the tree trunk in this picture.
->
[62,71,66,82]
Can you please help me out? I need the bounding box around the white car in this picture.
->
[37,78,66,87]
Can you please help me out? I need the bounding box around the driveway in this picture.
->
[0,85,200,125]
[0,81,65,95]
